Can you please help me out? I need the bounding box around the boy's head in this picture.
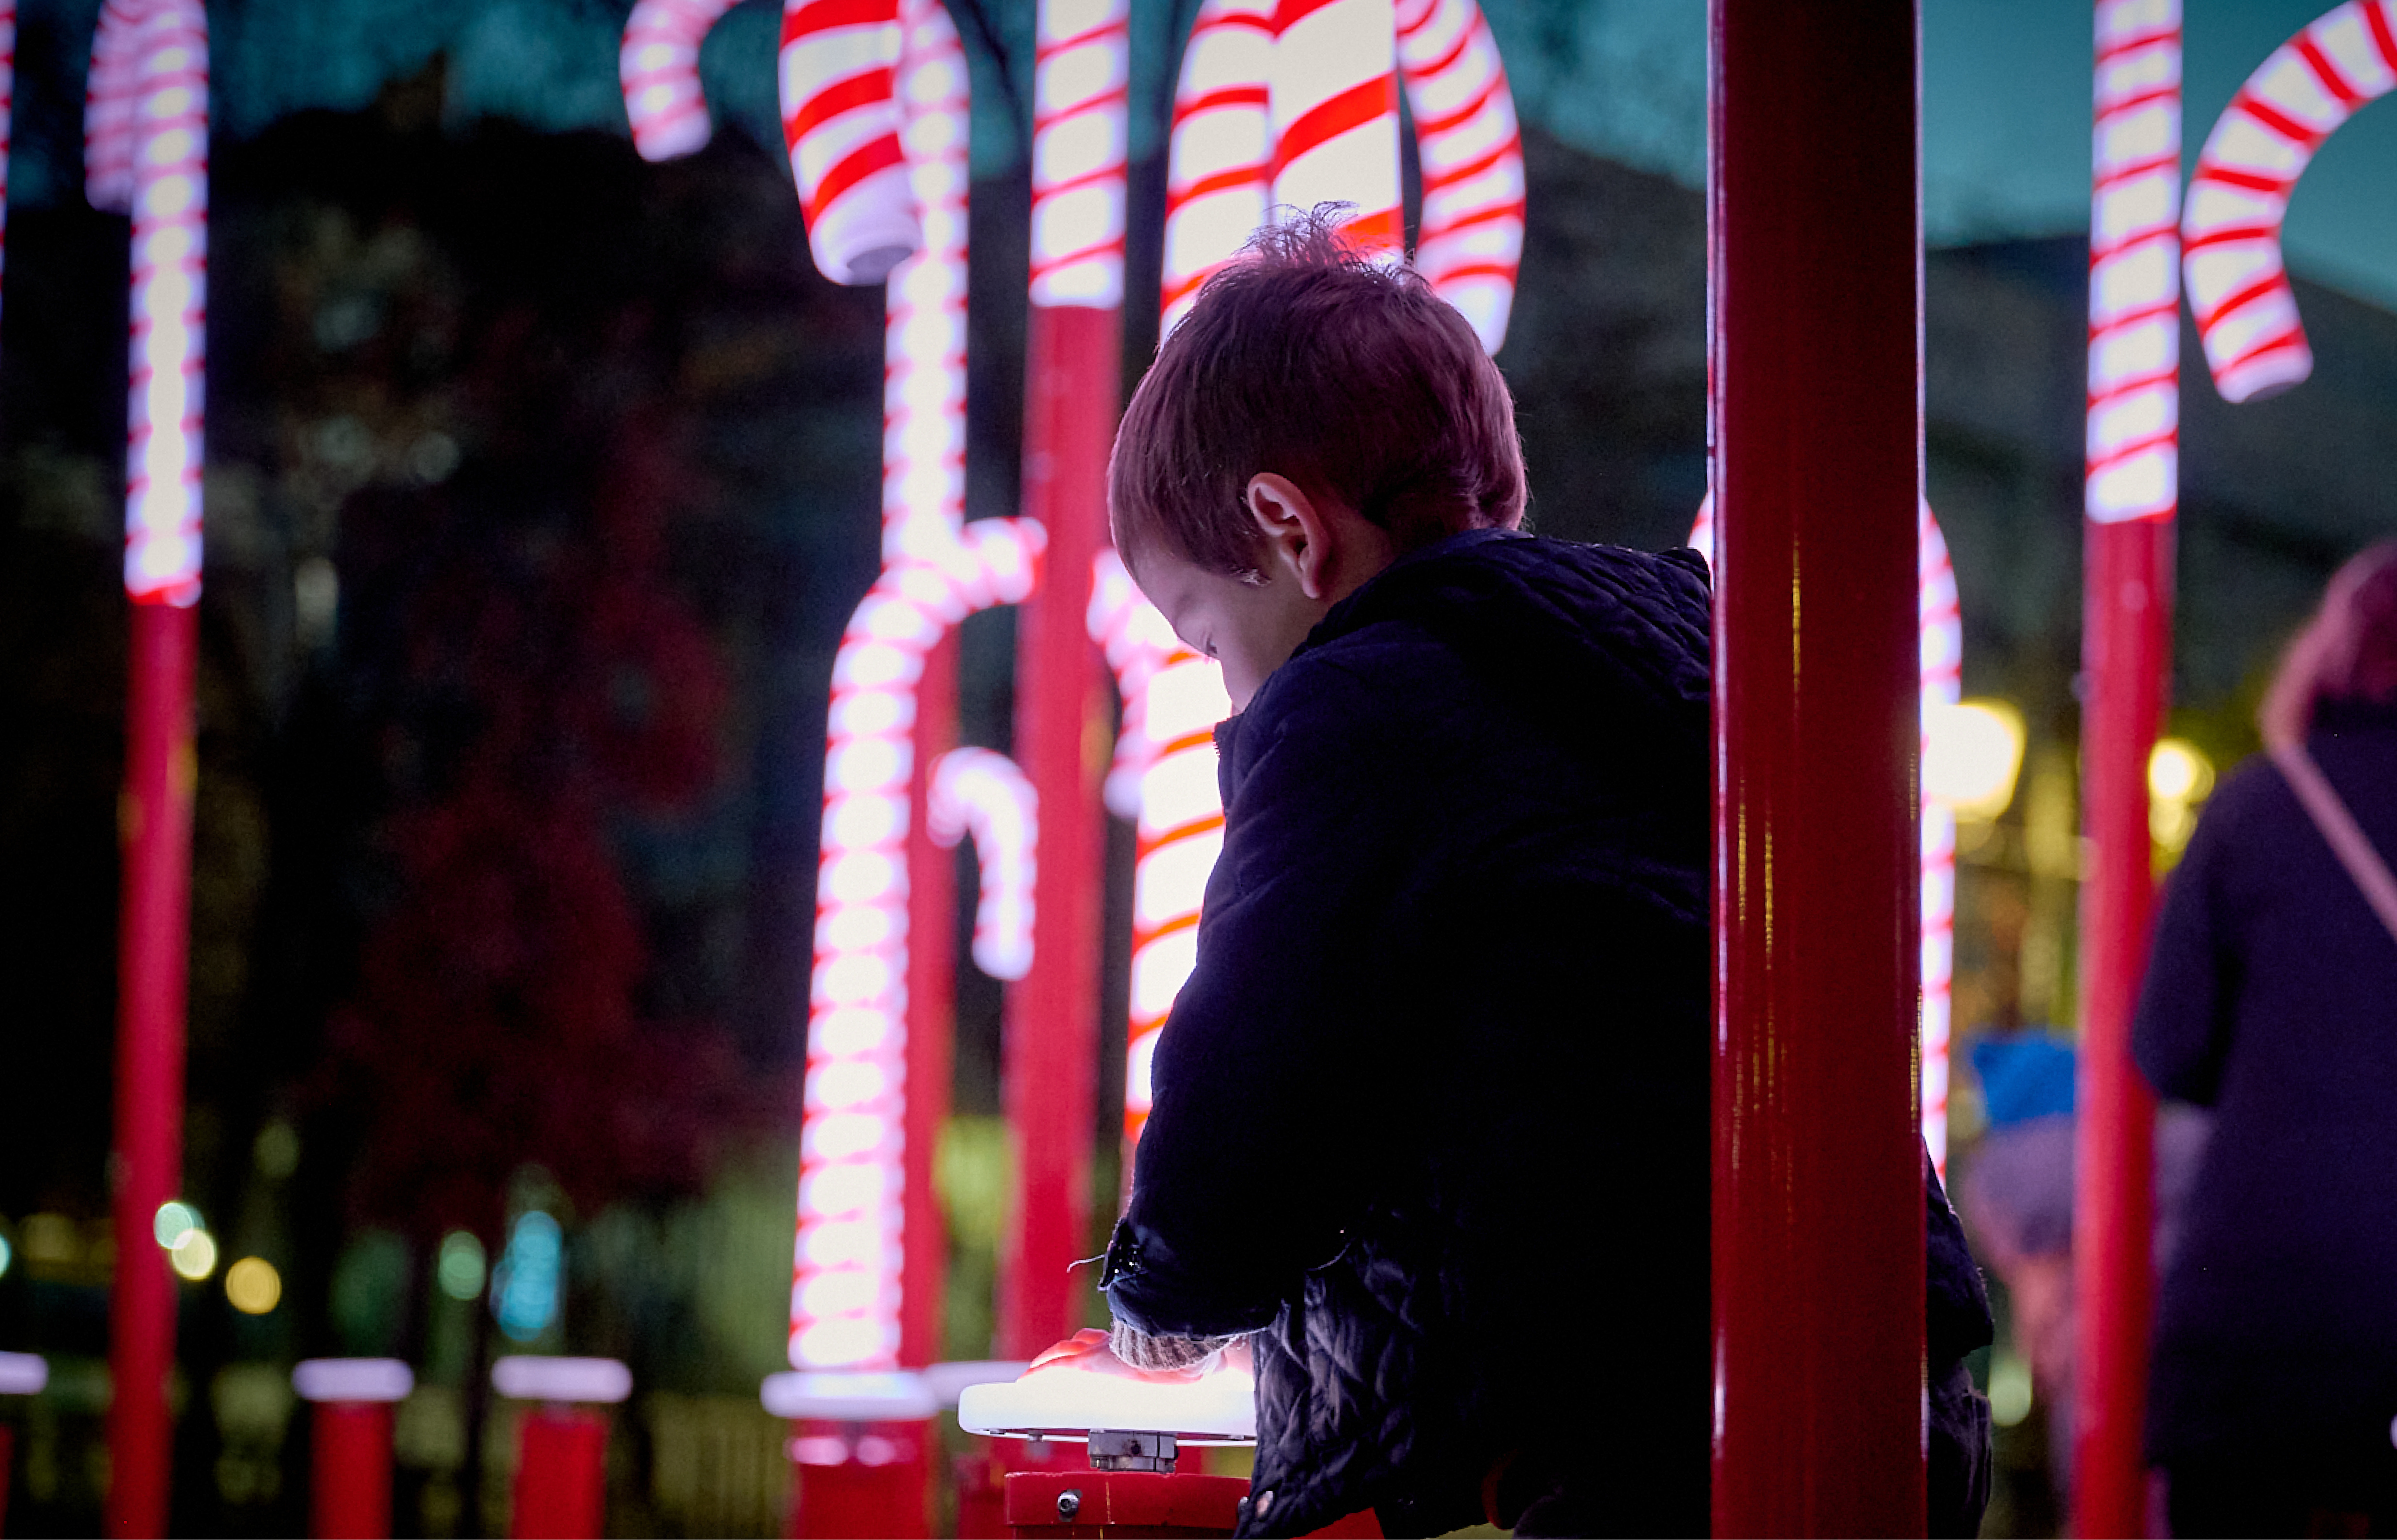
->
[1108,209,1526,706]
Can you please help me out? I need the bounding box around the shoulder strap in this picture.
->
[2269,743,2397,948]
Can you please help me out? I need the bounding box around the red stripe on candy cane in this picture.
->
[779,0,919,284]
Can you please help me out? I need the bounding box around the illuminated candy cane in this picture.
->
[1089,553,1234,1150]
[780,0,919,285]
[119,0,208,608]
[928,748,1038,982]
[1030,0,1130,307]
[620,0,741,162]
[1692,496,1960,1172]
[2183,0,2395,403]
[1,0,15,329]
[1163,0,1275,335]
[1269,0,1402,258]
[86,0,143,215]
[2086,0,2182,523]
[1395,0,1523,351]
[790,0,1024,1373]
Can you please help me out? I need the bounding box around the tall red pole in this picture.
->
[2071,6,2180,1530]
[1709,0,1926,1533]
[108,600,198,1540]
[103,4,210,1529]
[903,634,959,1369]
[999,0,1126,1361]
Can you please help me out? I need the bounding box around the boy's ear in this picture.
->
[1245,473,1333,600]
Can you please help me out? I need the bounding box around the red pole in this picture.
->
[310,1401,396,1540]
[2071,3,2178,1530]
[1709,0,1927,1533]
[107,599,198,1540]
[511,1408,609,1540]
[904,632,959,1370]
[1001,0,1127,1361]
[1002,301,1115,1359]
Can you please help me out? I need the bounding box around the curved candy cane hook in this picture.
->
[2184,0,2397,403]
[1395,0,1524,352]
[928,748,1039,982]
[620,0,743,162]
[780,0,920,284]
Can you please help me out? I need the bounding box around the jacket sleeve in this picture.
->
[2133,787,2239,1105]
[1104,664,1413,1340]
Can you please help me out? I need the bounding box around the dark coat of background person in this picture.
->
[1101,530,1993,1538]
[2135,696,2397,1527]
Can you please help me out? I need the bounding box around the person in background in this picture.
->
[2136,541,2397,1537]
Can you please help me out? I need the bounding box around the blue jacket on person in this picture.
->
[1101,529,1993,1537]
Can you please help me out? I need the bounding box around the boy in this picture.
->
[1096,214,1989,1537]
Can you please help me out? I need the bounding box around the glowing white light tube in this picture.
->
[780,0,920,284]
[620,0,742,162]
[1090,552,1233,1149]
[2085,0,2182,524]
[1031,0,1130,307]
[85,0,142,215]
[0,0,15,333]
[1691,496,1959,1173]
[1269,0,1402,258]
[1395,0,1523,351]
[2184,0,2393,404]
[113,0,209,608]
[1163,0,1275,336]
[928,748,1038,982]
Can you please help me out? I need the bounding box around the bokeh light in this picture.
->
[492,1211,561,1342]
[170,1228,219,1281]
[225,1256,282,1314]
[1923,699,2027,821]
[437,1229,487,1301]
[153,1200,200,1249]
[2148,738,2214,805]
[0,1233,12,1278]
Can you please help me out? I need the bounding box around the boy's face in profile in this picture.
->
[1125,474,1397,710]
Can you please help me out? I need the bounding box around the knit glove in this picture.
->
[1107,1318,1236,1374]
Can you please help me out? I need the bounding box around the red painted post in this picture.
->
[905,632,959,1371]
[1709,0,1927,1533]
[310,1402,396,1540]
[511,1408,609,1540]
[107,599,198,1540]
[1003,301,1115,1361]
[789,1421,932,1539]
[1002,0,1128,1361]
[0,1423,13,1539]
[2072,4,2178,1531]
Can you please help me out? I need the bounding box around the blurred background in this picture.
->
[0,0,2391,1534]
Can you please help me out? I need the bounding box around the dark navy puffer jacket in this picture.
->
[1102,530,1991,1537]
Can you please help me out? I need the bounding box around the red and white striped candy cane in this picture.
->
[1089,551,1233,1152]
[1269,0,1401,257]
[883,0,969,567]
[2087,0,2182,522]
[1,0,16,330]
[1395,0,1523,352]
[1163,0,1275,336]
[121,0,208,608]
[2184,0,2396,404]
[1692,496,1960,1173]
[86,0,144,214]
[620,0,741,162]
[780,0,919,284]
[928,748,1038,982]
[1031,0,1130,306]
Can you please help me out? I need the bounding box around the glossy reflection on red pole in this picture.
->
[1002,301,1115,1358]
[1709,0,1927,1532]
[107,600,198,1540]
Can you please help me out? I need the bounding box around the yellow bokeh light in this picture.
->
[225,1256,281,1315]
[170,1228,219,1282]
[2148,738,2214,806]
[1924,699,2028,821]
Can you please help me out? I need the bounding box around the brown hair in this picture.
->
[2260,540,2397,748]
[1108,207,1526,577]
